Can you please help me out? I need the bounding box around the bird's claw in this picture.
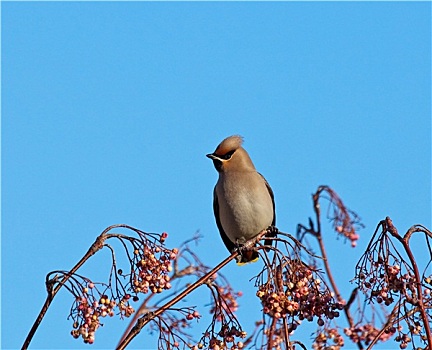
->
[266,225,279,236]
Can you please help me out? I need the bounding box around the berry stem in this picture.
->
[116,249,239,349]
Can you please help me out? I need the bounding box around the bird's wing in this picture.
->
[213,187,236,254]
[259,173,276,247]
[259,173,276,225]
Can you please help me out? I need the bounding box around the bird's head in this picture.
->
[206,135,255,173]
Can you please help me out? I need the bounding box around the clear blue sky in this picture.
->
[3,2,431,349]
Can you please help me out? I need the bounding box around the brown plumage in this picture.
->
[207,135,276,264]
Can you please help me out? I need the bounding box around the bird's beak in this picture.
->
[206,153,217,160]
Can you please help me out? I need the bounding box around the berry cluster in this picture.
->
[312,328,344,350]
[63,229,184,345]
[70,283,134,344]
[395,332,413,349]
[335,225,360,247]
[130,242,177,294]
[257,289,299,319]
[423,275,432,297]
[344,324,395,345]
[357,261,418,305]
[198,325,247,350]
[70,295,102,344]
[354,227,432,348]
[210,286,242,322]
[313,186,363,247]
[118,294,135,318]
[256,262,343,323]
[263,326,288,350]
[155,309,201,349]
[164,309,201,330]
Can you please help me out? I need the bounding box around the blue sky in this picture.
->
[3,2,431,349]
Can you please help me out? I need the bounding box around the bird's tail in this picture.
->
[236,250,259,266]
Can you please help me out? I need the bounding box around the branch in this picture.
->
[311,187,363,350]
[116,246,240,349]
[385,217,432,347]
[21,227,112,349]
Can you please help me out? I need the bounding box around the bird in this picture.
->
[206,135,276,265]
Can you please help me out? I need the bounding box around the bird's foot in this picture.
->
[263,225,278,251]
[241,238,256,250]
[266,225,279,237]
[235,247,259,265]
[233,240,259,264]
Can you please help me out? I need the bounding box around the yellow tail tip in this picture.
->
[236,256,259,266]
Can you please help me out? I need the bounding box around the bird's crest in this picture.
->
[214,135,244,156]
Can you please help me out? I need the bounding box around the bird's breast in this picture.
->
[216,172,273,244]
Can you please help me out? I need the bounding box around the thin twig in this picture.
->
[22,229,111,349]
[312,187,364,350]
[385,217,432,347]
[116,250,239,349]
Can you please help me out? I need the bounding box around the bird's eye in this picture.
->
[221,150,235,160]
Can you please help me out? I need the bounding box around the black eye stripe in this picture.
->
[221,150,235,160]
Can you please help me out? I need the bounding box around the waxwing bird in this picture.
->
[206,135,276,264]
